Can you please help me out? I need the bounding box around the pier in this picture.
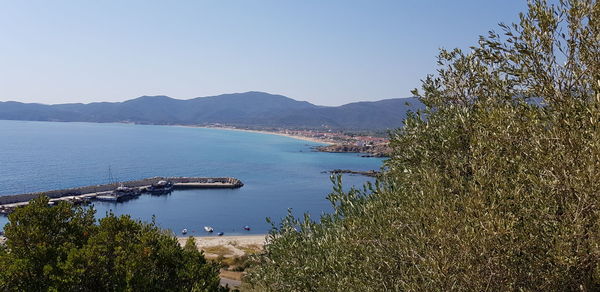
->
[0,177,243,213]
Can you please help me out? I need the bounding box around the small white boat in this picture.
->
[182,228,188,235]
[203,226,214,233]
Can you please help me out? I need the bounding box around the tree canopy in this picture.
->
[247,0,600,290]
[0,196,225,291]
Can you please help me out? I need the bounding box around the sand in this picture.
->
[177,235,267,258]
[0,235,265,253]
[196,126,335,145]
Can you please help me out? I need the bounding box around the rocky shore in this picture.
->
[314,144,391,157]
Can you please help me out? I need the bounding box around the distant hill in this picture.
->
[0,91,423,130]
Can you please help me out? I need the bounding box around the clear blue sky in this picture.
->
[0,0,526,106]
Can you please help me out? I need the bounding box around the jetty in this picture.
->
[0,177,243,214]
[325,169,381,177]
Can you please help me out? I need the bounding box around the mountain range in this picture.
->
[0,91,423,130]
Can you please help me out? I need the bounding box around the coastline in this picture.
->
[177,234,267,288]
[3,119,336,146]
[177,234,266,246]
[177,234,266,258]
[1,234,265,254]
[195,125,335,145]
[0,235,265,246]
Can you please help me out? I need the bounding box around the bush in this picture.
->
[247,1,600,290]
[0,196,226,291]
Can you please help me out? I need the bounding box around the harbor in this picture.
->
[0,121,382,236]
[0,177,243,215]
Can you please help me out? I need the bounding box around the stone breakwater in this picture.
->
[325,169,381,177]
[0,177,244,206]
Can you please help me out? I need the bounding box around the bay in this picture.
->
[0,120,383,235]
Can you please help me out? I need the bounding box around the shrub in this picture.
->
[0,196,226,291]
[247,1,600,290]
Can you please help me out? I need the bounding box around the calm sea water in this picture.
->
[0,120,383,235]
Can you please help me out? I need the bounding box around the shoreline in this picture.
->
[177,234,266,245]
[3,119,336,145]
[177,234,267,288]
[0,235,266,249]
[0,234,265,245]
[177,234,266,258]
[194,125,335,145]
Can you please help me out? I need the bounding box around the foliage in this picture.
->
[247,0,600,290]
[0,196,225,291]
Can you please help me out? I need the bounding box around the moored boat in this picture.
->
[95,186,141,202]
[147,180,174,194]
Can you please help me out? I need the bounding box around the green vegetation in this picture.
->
[203,246,235,257]
[0,196,227,291]
[247,1,600,290]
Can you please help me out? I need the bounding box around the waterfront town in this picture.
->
[203,124,392,157]
[280,129,389,146]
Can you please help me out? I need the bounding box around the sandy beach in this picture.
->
[197,126,335,145]
[177,234,267,258]
[178,235,268,287]
[0,235,265,249]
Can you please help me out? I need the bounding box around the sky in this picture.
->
[0,1,527,106]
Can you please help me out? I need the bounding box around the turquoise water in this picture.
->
[0,120,383,235]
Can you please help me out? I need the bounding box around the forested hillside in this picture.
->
[0,92,422,130]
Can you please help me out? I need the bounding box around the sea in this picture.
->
[0,120,383,235]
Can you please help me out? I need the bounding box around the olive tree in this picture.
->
[247,1,600,290]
